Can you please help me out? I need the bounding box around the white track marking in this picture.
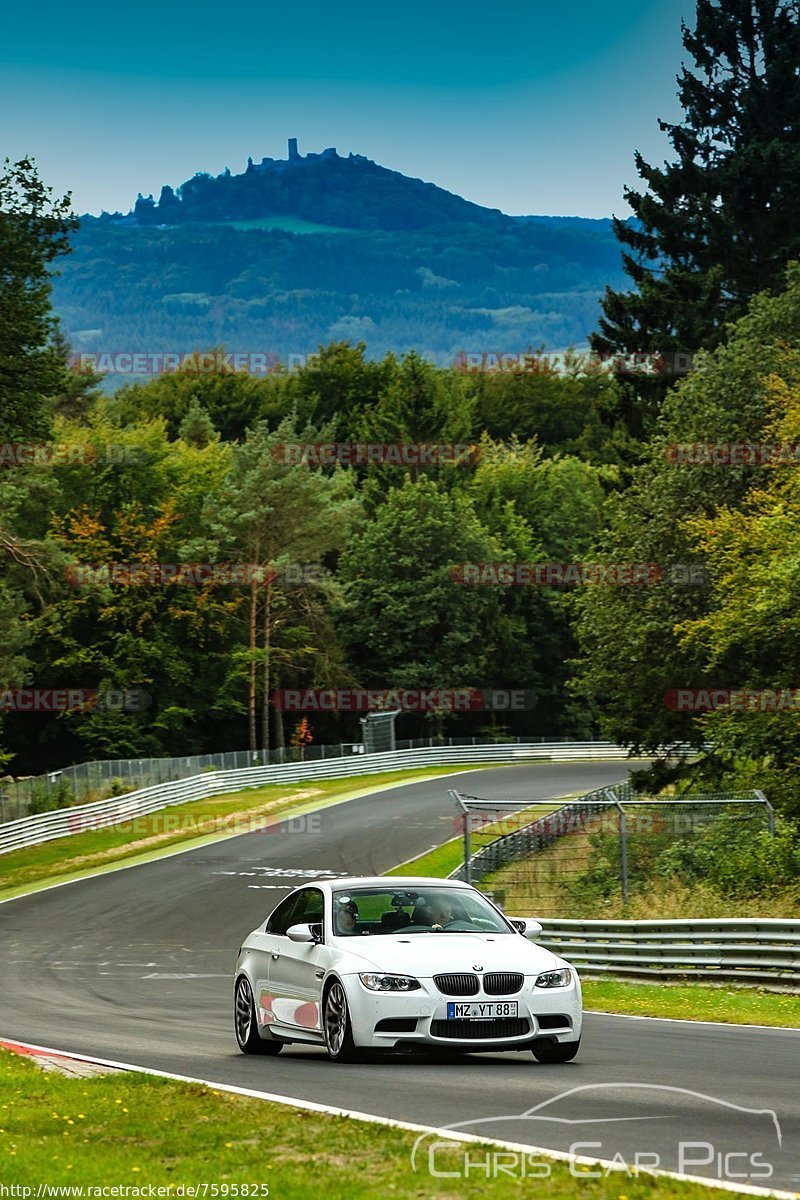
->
[586,1010,800,1033]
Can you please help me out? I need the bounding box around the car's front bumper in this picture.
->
[344,972,582,1050]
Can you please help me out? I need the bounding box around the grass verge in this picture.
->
[0,1047,732,1198]
[583,979,800,1028]
[0,765,501,903]
[385,833,465,878]
[386,797,570,879]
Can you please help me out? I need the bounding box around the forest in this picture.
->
[3,0,800,842]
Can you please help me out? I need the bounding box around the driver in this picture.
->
[426,896,454,929]
[336,898,359,935]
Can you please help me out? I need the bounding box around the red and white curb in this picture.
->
[0,1038,123,1078]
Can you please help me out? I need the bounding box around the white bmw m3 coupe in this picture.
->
[234,876,582,1062]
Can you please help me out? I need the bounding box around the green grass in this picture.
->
[386,798,569,879]
[0,1048,730,1198]
[0,765,502,902]
[583,979,800,1027]
[385,834,466,878]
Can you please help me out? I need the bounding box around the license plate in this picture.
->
[446,1001,519,1019]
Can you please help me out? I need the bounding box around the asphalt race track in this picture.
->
[1,762,798,1190]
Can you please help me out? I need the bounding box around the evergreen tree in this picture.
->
[0,158,76,441]
[593,0,800,364]
[178,397,217,447]
[196,415,360,754]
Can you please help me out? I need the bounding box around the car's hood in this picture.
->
[332,932,563,975]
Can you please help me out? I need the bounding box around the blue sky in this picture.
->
[1,0,690,218]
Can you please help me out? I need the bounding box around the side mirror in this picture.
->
[287,923,321,943]
[511,918,543,939]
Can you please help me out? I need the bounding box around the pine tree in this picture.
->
[593,0,800,362]
[178,397,217,447]
[0,158,76,441]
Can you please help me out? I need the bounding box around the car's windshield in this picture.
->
[331,886,513,936]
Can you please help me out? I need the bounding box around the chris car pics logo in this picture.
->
[409,1084,782,1184]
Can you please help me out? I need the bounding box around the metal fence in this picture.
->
[0,735,634,822]
[535,917,799,986]
[450,784,774,911]
[0,740,646,854]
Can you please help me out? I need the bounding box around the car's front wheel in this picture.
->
[235,976,283,1055]
[532,1037,580,1063]
[323,980,360,1062]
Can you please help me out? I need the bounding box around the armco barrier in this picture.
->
[1,734,655,821]
[536,918,800,986]
[0,741,642,856]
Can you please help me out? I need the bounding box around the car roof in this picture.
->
[314,876,473,890]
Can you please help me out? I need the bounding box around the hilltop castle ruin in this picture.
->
[246,139,367,173]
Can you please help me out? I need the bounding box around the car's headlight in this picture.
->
[535,968,572,989]
[359,973,421,992]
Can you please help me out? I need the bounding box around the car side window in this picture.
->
[296,887,324,927]
[266,887,325,936]
[266,892,305,935]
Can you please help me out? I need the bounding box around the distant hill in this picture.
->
[53,141,627,375]
[125,139,508,233]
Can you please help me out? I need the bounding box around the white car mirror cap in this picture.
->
[287,923,318,943]
[514,918,543,938]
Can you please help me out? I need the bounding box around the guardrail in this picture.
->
[0,736,647,821]
[535,918,800,986]
[0,740,642,855]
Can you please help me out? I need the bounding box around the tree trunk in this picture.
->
[260,579,272,756]
[247,537,261,756]
[247,564,258,755]
[273,668,285,753]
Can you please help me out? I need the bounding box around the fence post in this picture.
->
[450,789,471,884]
[755,789,775,837]
[610,789,629,905]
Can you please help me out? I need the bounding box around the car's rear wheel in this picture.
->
[323,980,360,1062]
[532,1037,580,1063]
[235,976,283,1055]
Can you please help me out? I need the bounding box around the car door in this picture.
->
[264,886,331,1035]
[249,891,307,1031]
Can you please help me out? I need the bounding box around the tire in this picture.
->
[532,1037,581,1063]
[323,979,361,1062]
[235,976,283,1055]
